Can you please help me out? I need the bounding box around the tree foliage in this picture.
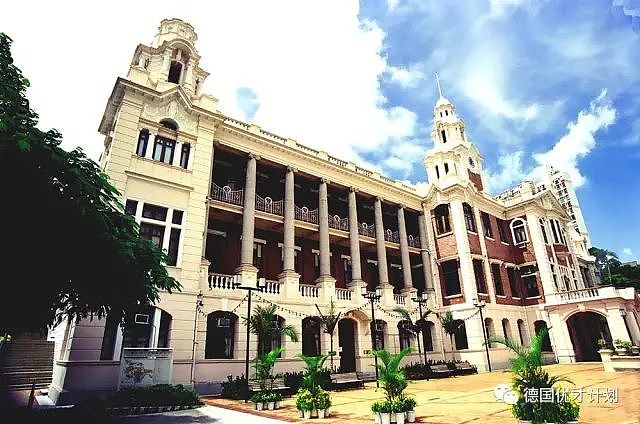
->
[589,246,640,290]
[371,348,412,404]
[245,304,299,355]
[0,33,180,334]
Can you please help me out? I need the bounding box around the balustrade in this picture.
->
[262,280,282,295]
[335,288,352,301]
[559,287,599,302]
[295,205,319,224]
[394,293,406,305]
[255,194,283,216]
[407,235,420,248]
[328,215,349,231]
[211,183,244,206]
[384,229,400,243]
[358,222,375,238]
[208,273,239,290]
[299,284,319,298]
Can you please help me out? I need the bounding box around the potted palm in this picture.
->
[265,391,276,410]
[371,348,413,424]
[403,396,417,423]
[272,391,282,409]
[250,392,265,410]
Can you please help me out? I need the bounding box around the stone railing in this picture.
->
[255,194,283,216]
[224,117,250,131]
[295,205,318,224]
[558,287,599,302]
[328,215,349,231]
[384,229,400,243]
[299,284,319,298]
[394,293,406,305]
[211,183,244,206]
[209,273,239,290]
[336,288,352,301]
[359,223,375,238]
[408,235,420,248]
[263,280,281,295]
[327,155,348,167]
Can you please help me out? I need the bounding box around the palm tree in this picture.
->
[253,347,285,390]
[439,311,459,359]
[316,300,341,369]
[371,347,413,403]
[296,353,330,395]
[393,306,431,363]
[246,304,299,356]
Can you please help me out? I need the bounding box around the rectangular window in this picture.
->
[522,266,540,297]
[507,267,519,298]
[172,209,184,225]
[551,219,560,244]
[167,228,181,266]
[179,143,190,169]
[343,258,352,283]
[481,212,493,238]
[152,136,175,164]
[550,264,559,291]
[125,199,138,216]
[136,130,149,157]
[434,205,451,235]
[313,252,320,279]
[142,204,168,221]
[253,243,264,277]
[140,222,165,248]
[463,204,476,232]
[540,220,549,244]
[473,259,487,293]
[497,219,510,244]
[491,264,504,296]
[442,260,461,296]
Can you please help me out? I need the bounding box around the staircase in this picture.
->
[0,335,54,391]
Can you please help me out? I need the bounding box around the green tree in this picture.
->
[371,348,412,404]
[296,353,330,395]
[315,300,341,368]
[393,306,431,363]
[245,304,299,355]
[0,33,181,335]
[588,247,621,276]
[439,311,459,358]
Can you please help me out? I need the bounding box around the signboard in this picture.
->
[363,349,372,355]
[328,351,337,356]
[118,348,173,389]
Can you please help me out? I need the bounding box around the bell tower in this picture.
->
[126,18,210,99]
[424,74,487,192]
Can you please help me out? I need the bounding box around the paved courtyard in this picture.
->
[203,364,640,424]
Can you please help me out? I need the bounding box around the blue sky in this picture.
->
[1,0,639,260]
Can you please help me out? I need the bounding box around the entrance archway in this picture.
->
[338,319,357,372]
[566,312,613,362]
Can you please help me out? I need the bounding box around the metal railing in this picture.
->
[299,284,319,298]
[255,194,283,216]
[408,235,420,248]
[384,229,400,243]
[211,183,244,206]
[359,223,375,238]
[295,206,318,224]
[209,273,239,290]
[328,215,349,231]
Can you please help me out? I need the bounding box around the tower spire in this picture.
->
[435,72,443,98]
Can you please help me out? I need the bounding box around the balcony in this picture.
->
[255,194,283,216]
[295,206,318,224]
[211,183,244,206]
[545,285,636,306]
[384,229,399,244]
[328,215,349,231]
[358,223,375,238]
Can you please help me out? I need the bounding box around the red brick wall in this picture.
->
[468,232,482,255]
[468,170,484,192]
[435,233,457,259]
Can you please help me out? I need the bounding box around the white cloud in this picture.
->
[486,151,526,193]
[489,0,528,17]
[622,247,634,257]
[413,182,429,196]
[530,89,616,187]
[1,0,418,165]
[386,0,400,12]
[388,65,424,88]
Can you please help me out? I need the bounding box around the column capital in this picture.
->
[248,153,261,160]
[376,196,384,202]
[349,186,359,193]
[320,177,330,184]
[398,203,406,210]
[286,166,298,173]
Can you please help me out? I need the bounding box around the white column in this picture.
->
[347,188,363,285]
[417,213,434,292]
[282,167,296,272]
[397,205,414,292]
[145,132,156,159]
[374,197,389,285]
[316,179,335,288]
[526,213,556,295]
[151,308,161,348]
[172,140,182,166]
[237,155,259,285]
[450,200,476,301]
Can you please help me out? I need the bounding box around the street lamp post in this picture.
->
[411,292,429,365]
[361,286,382,388]
[473,298,491,372]
[190,291,204,388]
[235,276,266,403]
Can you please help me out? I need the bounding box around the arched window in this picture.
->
[422,321,435,352]
[152,121,178,164]
[302,317,322,356]
[463,203,476,232]
[372,319,386,350]
[160,119,179,131]
[484,318,494,348]
[453,320,468,350]
[398,320,412,349]
[136,129,150,157]
[440,129,447,143]
[434,204,451,235]
[517,319,527,345]
[534,320,553,352]
[502,318,512,340]
[205,311,237,359]
[168,60,183,84]
[510,218,528,245]
[259,315,286,356]
[122,306,172,349]
[539,219,549,244]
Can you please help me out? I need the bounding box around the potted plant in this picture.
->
[296,389,314,419]
[614,339,632,355]
[371,400,384,424]
[265,391,276,410]
[403,397,417,423]
[315,388,331,418]
[250,392,265,410]
[392,399,406,424]
[378,400,393,424]
[272,391,282,409]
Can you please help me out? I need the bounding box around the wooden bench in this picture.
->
[453,361,477,375]
[330,372,364,390]
[248,377,290,394]
[429,364,454,378]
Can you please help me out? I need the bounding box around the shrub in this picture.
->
[403,396,417,411]
[250,392,265,404]
[295,389,314,411]
[105,384,201,407]
[314,388,331,410]
[221,375,247,400]
[371,400,385,413]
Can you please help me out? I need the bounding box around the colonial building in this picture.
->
[47,19,640,404]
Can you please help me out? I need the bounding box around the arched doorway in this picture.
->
[338,319,357,372]
[566,312,613,362]
[302,317,322,356]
